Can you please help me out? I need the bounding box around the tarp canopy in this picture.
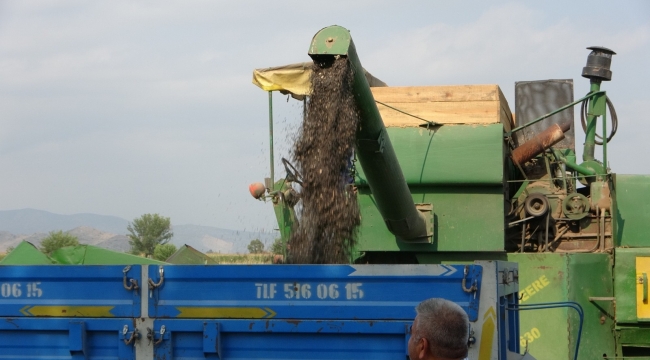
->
[0,241,166,265]
[0,241,54,265]
[165,244,218,265]
[252,62,387,98]
[49,245,166,265]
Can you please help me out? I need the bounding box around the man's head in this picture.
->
[408,298,469,360]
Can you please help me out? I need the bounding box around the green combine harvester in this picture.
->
[251,25,650,359]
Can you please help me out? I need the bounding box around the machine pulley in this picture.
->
[524,193,549,218]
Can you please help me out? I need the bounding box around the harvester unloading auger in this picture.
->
[307,25,432,243]
[253,25,650,359]
[306,26,578,245]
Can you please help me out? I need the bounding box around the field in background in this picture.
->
[207,253,273,264]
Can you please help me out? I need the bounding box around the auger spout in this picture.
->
[308,25,431,242]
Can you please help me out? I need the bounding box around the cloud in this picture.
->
[366,3,650,89]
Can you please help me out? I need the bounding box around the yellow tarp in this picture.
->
[252,62,387,97]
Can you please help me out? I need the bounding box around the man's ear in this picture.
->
[415,337,429,359]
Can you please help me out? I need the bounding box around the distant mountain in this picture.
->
[0,232,48,252]
[96,235,131,252]
[0,209,129,235]
[0,209,279,254]
[67,226,116,245]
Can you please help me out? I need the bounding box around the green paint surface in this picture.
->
[271,179,297,246]
[416,252,507,264]
[356,185,503,252]
[0,241,54,265]
[355,125,505,186]
[616,326,650,347]
[0,241,164,265]
[566,254,616,360]
[308,25,352,55]
[508,253,615,360]
[614,248,650,323]
[273,200,294,243]
[613,174,650,247]
[508,253,571,360]
[50,245,165,265]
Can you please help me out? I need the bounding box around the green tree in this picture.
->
[127,214,173,257]
[247,239,264,254]
[270,238,284,255]
[40,230,79,255]
[153,243,177,261]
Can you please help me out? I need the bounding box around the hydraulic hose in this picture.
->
[580,96,618,145]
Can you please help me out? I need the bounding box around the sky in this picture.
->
[0,1,649,235]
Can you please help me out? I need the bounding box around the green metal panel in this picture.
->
[508,253,571,360]
[615,326,650,358]
[616,326,650,351]
[272,199,295,244]
[269,180,297,258]
[416,252,507,264]
[356,186,503,252]
[614,248,650,323]
[567,254,616,360]
[355,125,505,186]
[507,253,615,360]
[613,174,650,247]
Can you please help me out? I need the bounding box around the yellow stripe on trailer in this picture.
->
[175,307,277,319]
[19,305,115,317]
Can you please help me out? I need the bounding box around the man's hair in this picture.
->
[415,298,469,359]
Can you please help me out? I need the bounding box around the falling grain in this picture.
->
[289,58,361,264]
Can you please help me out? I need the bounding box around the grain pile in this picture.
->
[288,57,361,264]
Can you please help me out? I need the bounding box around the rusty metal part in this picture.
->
[461,265,478,293]
[511,122,571,166]
[148,265,165,297]
[554,229,614,252]
[154,325,165,346]
[122,325,139,345]
[122,266,139,292]
[563,193,591,220]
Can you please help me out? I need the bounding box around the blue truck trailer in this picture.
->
[0,261,526,359]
